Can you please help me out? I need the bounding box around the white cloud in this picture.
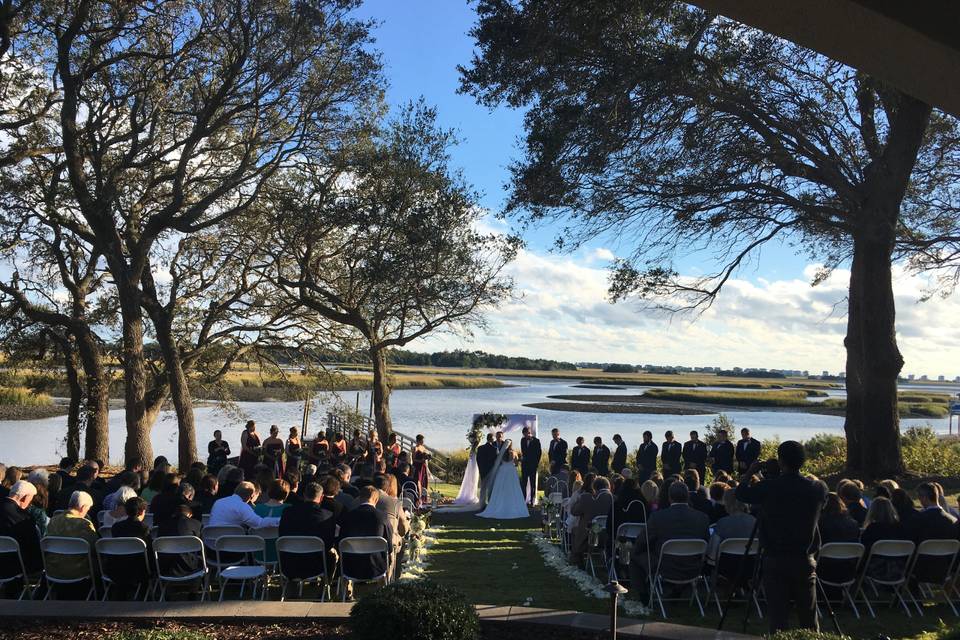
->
[412,250,960,378]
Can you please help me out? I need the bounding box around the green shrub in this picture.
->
[0,386,52,406]
[804,433,846,460]
[350,580,480,640]
[769,630,845,640]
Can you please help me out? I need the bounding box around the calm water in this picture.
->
[0,377,951,466]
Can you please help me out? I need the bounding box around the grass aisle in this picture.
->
[425,510,610,615]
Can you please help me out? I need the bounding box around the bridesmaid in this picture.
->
[366,429,383,466]
[348,429,366,468]
[262,425,285,478]
[286,427,303,475]
[412,434,432,499]
[238,420,261,480]
[386,433,401,469]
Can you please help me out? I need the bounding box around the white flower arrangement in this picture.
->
[527,531,650,618]
[399,524,441,581]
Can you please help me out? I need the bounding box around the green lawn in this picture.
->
[424,492,960,638]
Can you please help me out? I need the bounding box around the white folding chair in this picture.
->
[586,515,608,578]
[816,542,865,619]
[401,482,420,505]
[338,536,390,601]
[96,537,151,601]
[154,536,208,601]
[216,535,268,601]
[276,536,329,601]
[201,514,211,528]
[0,536,38,600]
[401,497,415,517]
[706,537,762,619]
[40,536,96,601]
[652,539,708,618]
[856,539,916,617]
[201,525,245,574]
[613,522,646,578]
[98,526,113,539]
[908,539,960,615]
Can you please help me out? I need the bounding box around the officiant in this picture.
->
[520,427,541,506]
[477,433,498,506]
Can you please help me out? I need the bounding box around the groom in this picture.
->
[477,433,498,507]
[519,427,542,506]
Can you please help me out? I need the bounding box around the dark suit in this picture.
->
[476,443,498,481]
[548,438,568,467]
[592,444,610,476]
[735,437,762,472]
[711,440,734,475]
[636,441,658,482]
[905,507,957,544]
[338,503,392,580]
[682,441,708,481]
[570,445,591,476]
[735,472,827,633]
[108,519,153,587]
[520,436,542,504]
[611,441,628,474]
[279,501,337,578]
[661,440,682,476]
[156,515,204,578]
[0,498,41,574]
[630,504,709,586]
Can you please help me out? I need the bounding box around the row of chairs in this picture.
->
[0,533,391,603]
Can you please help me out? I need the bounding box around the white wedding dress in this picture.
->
[477,448,529,519]
[434,452,482,513]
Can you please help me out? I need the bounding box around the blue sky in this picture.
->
[349,2,958,377]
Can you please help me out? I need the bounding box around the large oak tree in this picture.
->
[460,0,960,478]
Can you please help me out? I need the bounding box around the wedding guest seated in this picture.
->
[607,478,646,552]
[196,475,219,515]
[28,484,50,537]
[336,464,360,499]
[640,480,659,512]
[860,496,907,552]
[337,486,392,592]
[321,476,345,524]
[0,481,42,577]
[108,497,154,591]
[208,482,281,529]
[54,464,103,517]
[46,491,99,596]
[683,469,712,518]
[374,474,409,577]
[629,482,709,600]
[150,474,186,525]
[818,492,860,544]
[254,479,290,560]
[905,482,957,544]
[621,468,633,481]
[283,470,302,504]
[570,477,613,566]
[102,486,138,527]
[707,482,728,524]
[26,468,48,489]
[140,469,166,504]
[55,457,76,486]
[0,464,6,499]
[707,488,756,561]
[103,471,141,512]
[889,488,917,525]
[394,462,414,493]
[838,480,867,526]
[278,482,337,578]
[158,502,202,539]
[217,466,244,499]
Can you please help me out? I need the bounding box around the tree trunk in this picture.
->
[370,345,393,442]
[75,326,109,463]
[62,345,83,461]
[155,316,198,469]
[119,289,153,466]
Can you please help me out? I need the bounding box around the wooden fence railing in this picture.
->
[324,411,451,482]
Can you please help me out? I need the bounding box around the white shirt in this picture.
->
[208,494,280,529]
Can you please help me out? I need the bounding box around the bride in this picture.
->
[477,441,529,519]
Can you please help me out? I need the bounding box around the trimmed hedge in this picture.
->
[350,580,480,640]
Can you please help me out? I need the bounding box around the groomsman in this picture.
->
[570,437,591,476]
[735,428,762,473]
[660,430,682,476]
[611,434,628,474]
[477,434,498,506]
[636,431,658,482]
[710,429,735,476]
[548,428,568,467]
[519,427,542,505]
[592,437,610,476]
[682,431,708,482]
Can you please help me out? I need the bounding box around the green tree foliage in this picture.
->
[460,0,960,478]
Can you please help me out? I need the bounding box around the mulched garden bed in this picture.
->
[1,620,606,640]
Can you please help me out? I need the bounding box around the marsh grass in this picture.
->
[0,386,52,406]
[641,388,815,406]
